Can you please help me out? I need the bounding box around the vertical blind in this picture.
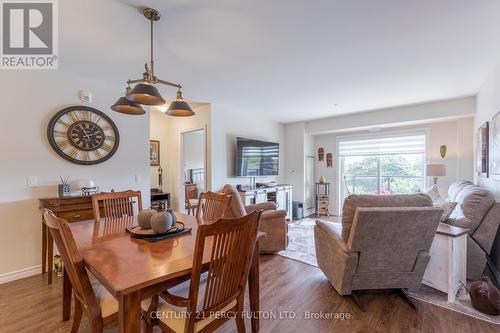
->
[338,133,426,156]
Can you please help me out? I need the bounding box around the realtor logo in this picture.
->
[1,0,58,69]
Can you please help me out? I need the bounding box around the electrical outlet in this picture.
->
[27,176,37,187]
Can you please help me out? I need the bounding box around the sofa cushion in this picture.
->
[448,182,495,232]
[448,180,474,202]
[341,193,433,241]
[425,185,444,204]
[434,201,457,222]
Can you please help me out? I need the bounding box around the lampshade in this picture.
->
[165,90,195,116]
[127,82,165,106]
[111,96,145,115]
[427,164,446,177]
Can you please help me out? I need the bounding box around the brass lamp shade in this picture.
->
[111,96,146,115]
[165,90,195,116]
[127,83,165,105]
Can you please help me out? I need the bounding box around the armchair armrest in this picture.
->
[245,202,277,213]
[314,220,358,295]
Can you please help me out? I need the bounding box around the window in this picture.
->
[338,132,426,207]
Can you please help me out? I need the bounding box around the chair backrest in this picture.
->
[42,209,102,320]
[196,191,232,222]
[185,184,198,204]
[347,207,442,273]
[92,190,142,222]
[187,210,261,325]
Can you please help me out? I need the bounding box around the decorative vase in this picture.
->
[470,276,500,315]
[319,176,326,184]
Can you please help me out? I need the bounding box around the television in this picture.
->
[236,137,279,177]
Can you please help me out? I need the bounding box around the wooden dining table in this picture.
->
[64,211,264,333]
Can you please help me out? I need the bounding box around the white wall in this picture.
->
[0,70,150,281]
[476,60,500,198]
[314,118,475,214]
[211,108,285,189]
[149,105,211,211]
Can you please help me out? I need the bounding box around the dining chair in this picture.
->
[195,191,232,223]
[92,190,142,222]
[42,209,119,333]
[185,183,199,215]
[142,210,262,333]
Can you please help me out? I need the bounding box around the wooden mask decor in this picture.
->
[326,153,333,168]
[318,147,324,162]
[440,145,447,158]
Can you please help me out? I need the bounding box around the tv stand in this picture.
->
[238,184,293,220]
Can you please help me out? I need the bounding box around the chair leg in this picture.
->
[235,305,246,333]
[71,300,83,333]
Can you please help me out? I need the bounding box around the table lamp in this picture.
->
[427,164,446,185]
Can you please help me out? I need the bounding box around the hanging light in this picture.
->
[111,86,145,115]
[112,8,194,116]
[165,89,195,116]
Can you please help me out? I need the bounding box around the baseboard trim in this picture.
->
[0,265,42,284]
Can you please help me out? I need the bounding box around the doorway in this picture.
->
[181,128,206,213]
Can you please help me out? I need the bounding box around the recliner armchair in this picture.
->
[314,195,442,297]
[221,184,288,253]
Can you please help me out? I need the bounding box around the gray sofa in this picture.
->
[446,180,500,279]
[314,194,442,295]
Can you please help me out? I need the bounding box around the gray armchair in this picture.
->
[314,195,442,298]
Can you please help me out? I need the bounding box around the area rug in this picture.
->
[278,218,500,324]
[278,218,318,267]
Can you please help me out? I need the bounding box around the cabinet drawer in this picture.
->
[56,209,94,222]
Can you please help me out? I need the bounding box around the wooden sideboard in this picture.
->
[39,195,99,284]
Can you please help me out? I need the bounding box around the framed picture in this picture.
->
[150,140,160,166]
[476,122,489,178]
[490,112,500,180]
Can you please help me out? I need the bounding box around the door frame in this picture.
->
[180,126,207,213]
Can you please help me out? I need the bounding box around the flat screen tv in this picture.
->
[236,137,279,177]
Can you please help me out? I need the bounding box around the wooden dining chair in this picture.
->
[42,209,119,333]
[92,190,142,222]
[143,210,262,333]
[195,191,232,223]
[185,183,199,215]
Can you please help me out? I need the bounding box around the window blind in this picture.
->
[338,133,426,156]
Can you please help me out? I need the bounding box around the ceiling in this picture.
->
[59,0,500,123]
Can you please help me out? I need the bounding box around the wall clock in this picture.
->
[47,106,120,165]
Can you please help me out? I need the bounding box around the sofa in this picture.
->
[446,180,500,279]
[220,184,288,253]
[314,194,442,296]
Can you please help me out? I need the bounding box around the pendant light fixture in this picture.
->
[111,85,146,115]
[111,8,194,116]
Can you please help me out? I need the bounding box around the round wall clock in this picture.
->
[47,106,120,165]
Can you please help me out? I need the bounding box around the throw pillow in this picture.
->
[425,185,444,204]
[434,201,457,222]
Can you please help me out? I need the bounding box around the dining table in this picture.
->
[64,211,264,333]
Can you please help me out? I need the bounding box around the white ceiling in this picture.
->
[60,0,500,123]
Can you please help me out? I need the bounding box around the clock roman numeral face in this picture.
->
[48,107,120,165]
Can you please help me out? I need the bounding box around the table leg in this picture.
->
[119,291,141,333]
[63,268,72,321]
[47,231,53,284]
[42,219,47,274]
[249,241,260,333]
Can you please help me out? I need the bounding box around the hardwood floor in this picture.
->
[0,255,497,332]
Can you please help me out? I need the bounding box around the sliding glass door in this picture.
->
[339,132,426,207]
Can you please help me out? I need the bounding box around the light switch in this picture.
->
[27,176,37,187]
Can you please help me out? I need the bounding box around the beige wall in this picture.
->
[0,71,150,282]
[315,118,475,214]
[149,104,211,211]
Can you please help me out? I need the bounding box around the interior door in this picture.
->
[305,156,315,211]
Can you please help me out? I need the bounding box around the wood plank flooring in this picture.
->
[0,255,497,332]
